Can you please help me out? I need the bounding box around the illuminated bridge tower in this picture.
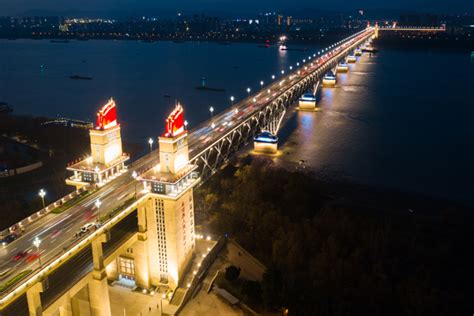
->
[66,98,129,189]
[138,104,199,290]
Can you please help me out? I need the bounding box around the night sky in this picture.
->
[2,0,474,16]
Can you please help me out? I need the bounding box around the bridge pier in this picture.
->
[27,281,44,316]
[134,206,151,289]
[90,234,112,316]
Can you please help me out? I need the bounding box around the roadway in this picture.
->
[0,27,374,298]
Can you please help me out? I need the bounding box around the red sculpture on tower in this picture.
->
[96,98,118,130]
[165,104,185,137]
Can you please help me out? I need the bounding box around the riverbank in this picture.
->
[0,111,142,228]
[194,155,473,315]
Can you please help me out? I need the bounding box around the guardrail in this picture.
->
[0,194,147,307]
[174,236,227,315]
[0,186,89,238]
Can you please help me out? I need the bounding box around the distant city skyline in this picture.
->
[2,0,474,16]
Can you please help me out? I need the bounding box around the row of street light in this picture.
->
[203,36,352,121]
[27,31,367,276]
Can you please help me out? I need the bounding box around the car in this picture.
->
[80,222,96,234]
[13,250,31,261]
[1,233,18,246]
[25,253,40,263]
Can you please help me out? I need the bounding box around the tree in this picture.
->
[225,265,241,281]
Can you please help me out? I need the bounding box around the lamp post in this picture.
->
[230,96,235,106]
[148,138,154,153]
[132,171,138,198]
[33,237,42,268]
[38,189,46,209]
[209,106,214,118]
[246,87,251,96]
[260,80,264,87]
[95,199,102,224]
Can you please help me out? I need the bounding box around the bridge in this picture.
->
[373,22,446,37]
[378,26,446,32]
[0,27,375,315]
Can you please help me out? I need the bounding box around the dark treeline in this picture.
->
[195,158,473,315]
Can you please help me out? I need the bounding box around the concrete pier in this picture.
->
[298,92,317,111]
[254,132,278,154]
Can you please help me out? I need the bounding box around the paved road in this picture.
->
[0,28,374,297]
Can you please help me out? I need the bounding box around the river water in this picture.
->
[1,39,473,205]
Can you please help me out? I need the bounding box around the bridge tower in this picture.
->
[374,22,379,38]
[66,98,129,189]
[138,104,199,290]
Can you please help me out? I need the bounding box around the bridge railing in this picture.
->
[0,186,89,238]
[188,28,375,178]
[0,194,146,307]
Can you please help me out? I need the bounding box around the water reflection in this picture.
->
[277,49,474,206]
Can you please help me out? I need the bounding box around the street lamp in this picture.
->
[38,189,46,209]
[209,106,214,117]
[271,75,275,80]
[230,96,235,106]
[33,237,42,268]
[184,120,189,129]
[281,70,285,75]
[246,87,251,95]
[148,138,154,152]
[95,199,102,223]
[132,171,138,198]
[260,80,264,86]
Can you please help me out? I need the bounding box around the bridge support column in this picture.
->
[58,300,73,316]
[134,206,151,289]
[27,281,44,316]
[89,234,112,316]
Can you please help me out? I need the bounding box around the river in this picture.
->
[1,39,473,205]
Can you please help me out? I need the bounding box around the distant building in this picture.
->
[277,15,283,26]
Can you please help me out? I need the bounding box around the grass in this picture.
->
[50,190,92,214]
[0,269,32,293]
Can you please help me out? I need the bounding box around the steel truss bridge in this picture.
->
[0,27,375,313]
[187,28,375,179]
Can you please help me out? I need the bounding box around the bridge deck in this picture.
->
[0,27,375,311]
